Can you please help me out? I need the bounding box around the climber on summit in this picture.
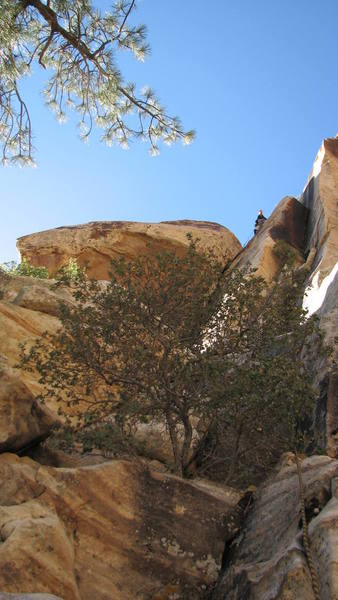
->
[254,209,267,235]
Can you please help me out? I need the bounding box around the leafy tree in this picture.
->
[0,257,49,278]
[55,257,86,284]
[0,0,194,165]
[196,265,325,485]
[21,241,325,480]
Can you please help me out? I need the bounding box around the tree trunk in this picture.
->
[166,411,182,476]
[181,414,193,478]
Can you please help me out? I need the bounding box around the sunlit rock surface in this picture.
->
[0,453,243,600]
[231,195,308,281]
[17,220,242,279]
[0,362,55,453]
[231,137,338,458]
[211,454,338,600]
[0,275,70,398]
[300,137,338,459]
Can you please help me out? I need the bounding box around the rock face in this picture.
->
[17,220,242,280]
[211,454,338,600]
[232,137,338,458]
[301,137,338,289]
[231,195,309,282]
[0,363,55,453]
[0,274,70,397]
[0,141,337,600]
[0,453,243,600]
[299,138,338,460]
[0,595,64,599]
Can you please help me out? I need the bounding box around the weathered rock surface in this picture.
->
[231,195,308,282]
[0,277,75,455]
[0,453,243,600]
[0,595,64,599]
[17,220,242,279]
[232,137,338,458]
[211,454,338,600]
[0,275,72,396]
[0,275,74,317]
[0,364,55,453]
[300,137,338,459]
[301,137,338,289]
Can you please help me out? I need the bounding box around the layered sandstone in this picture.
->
[212,454,338,600]
[0,595,64,599]
[231,195,308,282]
[232,136,338,458]
[0,453,243,600]
[17,220,242,280]
[0,275,71,398]
[300,137,338,459]
[0,363,55,453]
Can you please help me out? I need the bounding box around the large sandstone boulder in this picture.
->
[0,363,55,453]
[211,454,338,600]
[0,453,243,600]
[17,220,242,280]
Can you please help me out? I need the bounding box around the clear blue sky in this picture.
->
[1,0,338,262]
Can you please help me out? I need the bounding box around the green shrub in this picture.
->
[273,239,298,268]
[21,239,327,481]
[55,257,86,284]
[0,258,49,279]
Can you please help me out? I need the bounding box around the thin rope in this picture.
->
[294,452,321,600]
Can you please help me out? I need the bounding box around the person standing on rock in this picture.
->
[254,209,267,235]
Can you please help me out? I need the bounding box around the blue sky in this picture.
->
[1,0,338,262]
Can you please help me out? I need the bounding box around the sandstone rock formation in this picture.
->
[231,195,308,282]
[17,220,242,280]
[0,595,64,599]
[0,274,70,397]
[0,453,243,600]
[231,136,338,458]
[211,454,338,600]
[300,138,338,459]
[0,363,55,453]
[0,139,337,600]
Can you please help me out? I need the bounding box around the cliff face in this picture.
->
[211,137,338,600]
[0,139,337,600]
[17,220,242,279]
[0,453,242,600]
[231,136,338,459]
[232,195,309,281]
[211,455,338,600]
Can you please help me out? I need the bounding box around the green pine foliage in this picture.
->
[0,0,194,165]
[21,240,326,481]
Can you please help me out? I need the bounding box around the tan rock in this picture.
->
[0,365,55,453]
[301,137,338,285]
[300,137,338,459]
[17,220,242,280]
[0,595,64,599]
[231,196,308,282]
[0,275,74,317]
[230,137,338,458]
[0,276,69,399]
[211,455,338,600]
[0,453,243,600]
